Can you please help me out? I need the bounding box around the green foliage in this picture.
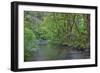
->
[24,27,37,61]
[24,27,36,47]
[24,11,90,61]
[41,13,68,44]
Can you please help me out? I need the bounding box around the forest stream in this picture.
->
[24,11,90,62]
[28,40,90,61]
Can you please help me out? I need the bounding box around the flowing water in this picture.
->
[28,40,90,61]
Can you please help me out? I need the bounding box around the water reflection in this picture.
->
[28,40,90,61]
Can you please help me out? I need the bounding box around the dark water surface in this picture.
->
[27,40,90,61]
